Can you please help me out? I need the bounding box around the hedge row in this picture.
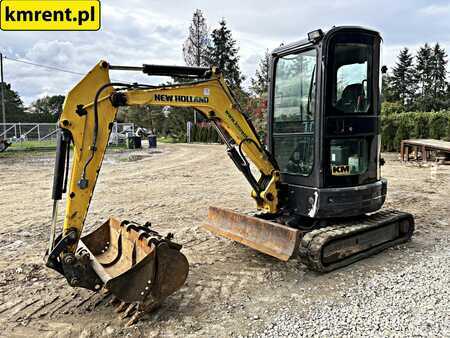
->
[190,124,221,143]
[381,111,450,152]
[189,112,450,151]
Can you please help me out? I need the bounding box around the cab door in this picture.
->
[269,47,319,188]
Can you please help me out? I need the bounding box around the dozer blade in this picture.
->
[78,218,189,306]
[202,206,300,261]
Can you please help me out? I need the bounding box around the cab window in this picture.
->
[273,49,316,176]
[331,43,372,114]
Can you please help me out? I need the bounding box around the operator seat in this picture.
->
[336,83,365,112]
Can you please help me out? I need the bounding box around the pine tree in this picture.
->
[430,43,448,110]
[446,83,450,108]
[415,43,434,111]
[246,50,271,143]
[381,73,396,103]
[207,19,245,90]
[250,49,270,96]
[181,10,210,124]
[390,48,416,109]
[182,9,210,67]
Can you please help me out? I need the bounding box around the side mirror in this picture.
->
[381,65,388,74]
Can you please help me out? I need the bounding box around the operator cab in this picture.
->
[268,26,385,219]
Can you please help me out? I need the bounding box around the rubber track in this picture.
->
[298,209,415,272]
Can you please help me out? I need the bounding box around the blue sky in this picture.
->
[0,0,449,104]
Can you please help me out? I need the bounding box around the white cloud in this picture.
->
[0,0,449,105]
[418,4,450,16]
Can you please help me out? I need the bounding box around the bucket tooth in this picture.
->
[126,300,160,327]
[202,206,300,261]
[115,301,128,313]
[120,303,137,319]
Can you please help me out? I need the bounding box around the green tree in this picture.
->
[29,95,65,122]
[415,43,434,110]
[430,43,448,110]
[247,50,271,142]
[1,82,27,122]
[381,73,396,104]
[446,83,450,108]
[390,48,416,109]
[165,107,192,141]
[183,9,210,67]
[207,19,245,91]
[117,105,167,135]
[250,49,270,96]
[182,10,211,124]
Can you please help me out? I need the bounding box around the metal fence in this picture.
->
[109,122,135,145]
[0,122,134,145]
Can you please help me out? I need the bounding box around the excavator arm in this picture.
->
[54,61,279,249]
[45,61,281,323]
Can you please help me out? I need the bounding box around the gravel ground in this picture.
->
[0,145,449,337]
[252,238,450,338]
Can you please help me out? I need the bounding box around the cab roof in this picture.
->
[272,26,380,57]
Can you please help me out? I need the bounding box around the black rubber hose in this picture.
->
[52,129,70,200]
[81,82,131,180]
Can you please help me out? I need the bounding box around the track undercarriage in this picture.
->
[298,210,414,272]
[203,207,414,272]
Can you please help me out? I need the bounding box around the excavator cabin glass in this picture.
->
[324,32,379,188]
[273,49,317,176]
[269,27,385,218]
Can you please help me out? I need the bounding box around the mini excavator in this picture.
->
[45,26,414,324]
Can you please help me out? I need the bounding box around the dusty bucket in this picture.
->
[79,218,189,303]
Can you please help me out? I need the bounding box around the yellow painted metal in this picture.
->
[59,61,279,252]
[59,61,118,248]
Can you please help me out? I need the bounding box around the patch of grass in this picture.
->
[0,140,128,159]
[9,140,57,151]
[0,140,57,158]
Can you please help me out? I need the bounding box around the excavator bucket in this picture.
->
[202,206,300,261]
[78,218,189,305]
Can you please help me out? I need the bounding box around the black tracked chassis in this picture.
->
[298,210,415,272]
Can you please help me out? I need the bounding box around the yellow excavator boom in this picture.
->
[59,61,279,244]
[45,60,282,324]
